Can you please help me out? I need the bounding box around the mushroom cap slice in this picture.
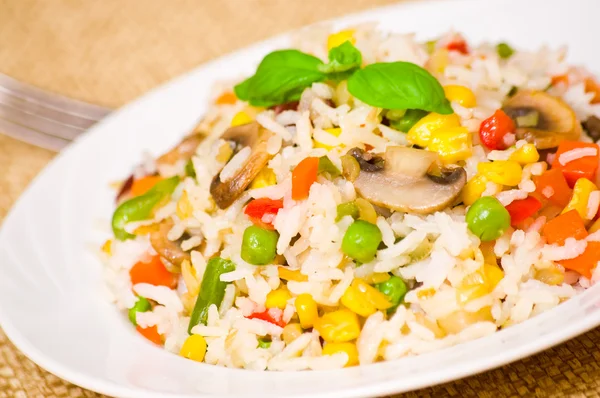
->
[503,90,581,149]
[157,133,206,166]
[353,146,466,214]
[210,122,274,209]
[150,220,191,273]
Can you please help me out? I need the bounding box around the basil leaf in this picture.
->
[234,50,326,107]
[318,41,362,75]
[347,62,453,114]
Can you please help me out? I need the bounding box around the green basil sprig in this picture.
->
[318,40,362,80]
[348,62,453,114]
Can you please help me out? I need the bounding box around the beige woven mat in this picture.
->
[0,0,599,396]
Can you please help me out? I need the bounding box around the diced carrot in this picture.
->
[130,176,163,197]
[551,74,569,86]
[533,168,573,207]
[292,157,319,200]
[551,141,599,188]
[584,77,600,104]
[215,92,237,105]
[560,242,600,279]
[136,325,163,345]
[541,209,588,245]
[130,255,178,289]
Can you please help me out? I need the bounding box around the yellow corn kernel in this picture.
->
[180,335,207,362]
[562,178,598,220]
[426,48,450,75]
[250,167,277,189]
[133,223,159,235]
[462,174,488,206]
[327,29,356,51]
[590,218,600,234]
[231,111,253,127]
[295,294,319,329]
[282,323,303,344]
[364,272,391,284]
[428,126,472,164]
[314,309,361,343]
[535,266,565,286]
[314,128,342,150]
[477,160,522,186]
[509,144,540,165]
[265,289,292,310]
[416,287,436,299]
[341,279,392,317]
[456,264,504,304]
[278,267,308,282]
[322,342,359,367]
[101,239,112,255]
[414,312,447,338]
[480,242,497,267]
[216,141,233,163]
[176,191,194,220]
[444,85,477,108]
[407,112,460,148]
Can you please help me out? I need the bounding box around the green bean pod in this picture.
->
[111,176,180,240]
[188,257,236,334]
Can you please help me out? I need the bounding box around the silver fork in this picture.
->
[0,73,112,151]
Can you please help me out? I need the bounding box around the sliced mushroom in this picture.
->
[150,220,191,273]
[583,115,600,142]
[157,133,206,166]
[210,122,275,209]
[503,90,581,149]
[352,146,466,214]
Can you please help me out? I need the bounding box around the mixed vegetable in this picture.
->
[105,28,600,367]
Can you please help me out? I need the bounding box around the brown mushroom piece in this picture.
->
[502,90,581,149]
[150,220,191,273]
[583,115,600,142]
[157,133,206,166]
[352,146,466,215]
[210,122,275,209]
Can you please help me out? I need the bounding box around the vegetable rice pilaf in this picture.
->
[102,24,600,370]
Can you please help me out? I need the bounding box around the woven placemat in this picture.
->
[0,0,598,397]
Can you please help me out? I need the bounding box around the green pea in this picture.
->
[466,196,511,242]
[128,296,151,326]
[241,225,279,265]
[112,176,180,240]
[389,109,428,133]
[318,156,341,177]
[496,42,514,59]
[336,201,359,221]
[188,257,236,333]
[257,337,272,349]
[342,220,382,263]
[185,159,196,178]
[375,276,407,310]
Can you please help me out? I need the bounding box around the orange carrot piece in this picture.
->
[130,176,163,197]
[552,141,599,188]
[585,77,600,104]
[533,168,573,207]
[215,92,237,105]
[292,157,319,200]
[130,255,178,289]
[560,242,600,279]
[136,325,163,345]
[541,209,588,245]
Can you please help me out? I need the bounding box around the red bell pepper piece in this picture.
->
[130,255,178,289]
[292,157,319,200]
[244,198,284,230]
[479,109,515,150]
[551,141,599,188]
[136,325,163,345]
[541,209,588,246]
[505,196,542,227]
[246,309,286,328]
[533,168,573,207]
[446,38,469,55]
[560,242,600,279]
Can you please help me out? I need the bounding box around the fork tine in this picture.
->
[0,101,86,140]
[0,73,111,121]
[0,118,70,151]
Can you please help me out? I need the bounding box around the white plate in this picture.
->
[1,0,599,396]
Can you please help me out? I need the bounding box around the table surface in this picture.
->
[1,0,600,397]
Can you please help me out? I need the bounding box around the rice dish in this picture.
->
[101,24,600,370]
